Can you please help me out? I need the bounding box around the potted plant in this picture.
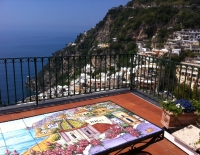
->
[160,99,200,129]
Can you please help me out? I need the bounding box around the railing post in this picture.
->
[61,56,64,97]
[34,58,38,106]
[104,54,106,91]
[84,55,87,94]
[189,66,194,99]
[94,55,96,92]
[55,57,58,98]
[49,57,52,99]
[4,59,10,105]
[194,68,200,100]
[73,56,75,96]
[19,58,25,103]
[79,56,81,95]
[171,61,176,100]
[12,58,17,103]
[41,57,46,101]
[90,55,92,93]
[67,56,70,96]
[100,55,101,91]
[130,54,133,90]
[27,58,32,102]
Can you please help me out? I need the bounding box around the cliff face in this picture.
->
[36,0,200,89]
[95,15,113,42]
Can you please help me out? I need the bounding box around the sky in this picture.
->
[0,0,130,33]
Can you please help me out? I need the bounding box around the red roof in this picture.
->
[92,123,115,133]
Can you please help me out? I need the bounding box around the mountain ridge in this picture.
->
[36,0,200,89]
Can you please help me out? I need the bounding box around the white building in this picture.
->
[172,49,181,56]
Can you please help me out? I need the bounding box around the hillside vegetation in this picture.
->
[36,0,200,89]
[50,0,200,57]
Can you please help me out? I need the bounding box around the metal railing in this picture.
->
[0,54,200,107]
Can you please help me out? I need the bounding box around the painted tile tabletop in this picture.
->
[0,101,163,155]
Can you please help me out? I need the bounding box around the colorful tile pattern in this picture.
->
[0,101,162,155]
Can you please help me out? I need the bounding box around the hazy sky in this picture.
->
[0,0,130,33]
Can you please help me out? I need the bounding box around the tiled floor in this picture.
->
[0,92,189,155]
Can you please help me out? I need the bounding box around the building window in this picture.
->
[86,130,91,134]
[70,133,77,138]
[126,118,134,123]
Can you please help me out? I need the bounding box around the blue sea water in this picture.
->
[0,30,77,58]
[0,30,77,104]
[0,128,47,155]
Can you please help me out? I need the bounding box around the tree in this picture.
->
[156,28,169,45]
[94,40,98,47]
[127,42,137,53]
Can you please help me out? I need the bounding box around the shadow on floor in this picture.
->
[119,150,152,155]
[135,151,152,155]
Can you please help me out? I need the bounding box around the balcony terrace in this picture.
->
[0,54,199,154]
[0,90,194,155]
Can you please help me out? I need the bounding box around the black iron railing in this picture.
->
[0,54,200,107]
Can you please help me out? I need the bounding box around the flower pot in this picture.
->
[161,110,199,129]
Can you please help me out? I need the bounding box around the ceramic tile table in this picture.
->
[0,100,164,155]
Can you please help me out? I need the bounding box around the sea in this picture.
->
[0,30,77,104]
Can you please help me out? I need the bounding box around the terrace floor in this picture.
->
[0,90,194,155]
